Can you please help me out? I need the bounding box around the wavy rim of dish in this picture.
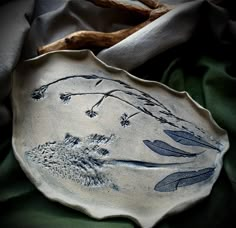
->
[11,49,230,227]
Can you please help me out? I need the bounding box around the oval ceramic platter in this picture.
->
[12,50,229,228]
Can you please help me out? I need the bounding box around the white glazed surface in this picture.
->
[12,50,229,228]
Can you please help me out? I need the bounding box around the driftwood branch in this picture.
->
[139,0,160,9]
[86,0,152,16]
[38,1,170,55]
[38,21,149,54]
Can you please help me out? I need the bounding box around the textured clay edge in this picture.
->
[11,49,230,228]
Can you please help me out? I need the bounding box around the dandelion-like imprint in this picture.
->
[25,133,116,188]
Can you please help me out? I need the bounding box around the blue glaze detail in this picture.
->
[108,159,190,168]
[143,140,197,157]
[120,112,140,128]
[95,79,103,86]
[60,93,71,103]
[81,75,98,79]
[164,130,220,151]
[154,167,215,192]
[31,85,48,100]
[31,74,188,129]
[85,110,98,118]
[25,133,114,188]
[64,133,80,145]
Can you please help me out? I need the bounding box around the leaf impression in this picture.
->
[154,167,215,192]
[164,130,220,151]
[143,140,198,157]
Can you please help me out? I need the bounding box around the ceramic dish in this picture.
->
[12,50,229,228]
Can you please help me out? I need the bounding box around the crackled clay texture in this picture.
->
[12,50,229,228]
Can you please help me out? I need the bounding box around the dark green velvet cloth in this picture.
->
[1,0,236,227]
